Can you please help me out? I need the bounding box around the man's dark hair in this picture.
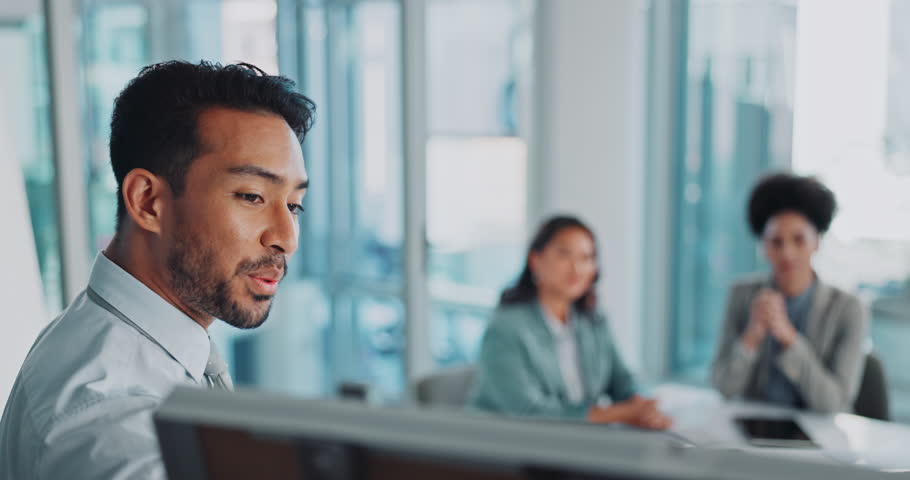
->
[747,172,837,236]
[109,60,316,231]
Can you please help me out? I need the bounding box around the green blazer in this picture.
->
[468,302,637,419]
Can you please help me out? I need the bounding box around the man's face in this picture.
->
[164,107,308,329]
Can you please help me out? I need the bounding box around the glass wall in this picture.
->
[80,0,265,252]
[17,0,910,421]
[246,0,533,399]
[72,0,411,401]
[278,0,407,400]
[1,8,62,314]
[38,0,521,403]
[81,1,151,253]
[659,0,910,424]
[666,0,797,380]
[790,0,910,422]
[425,0,532,369]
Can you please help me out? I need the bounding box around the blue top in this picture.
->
[0,253,213,480]
[468,301,637,420]
[765,280,818,407]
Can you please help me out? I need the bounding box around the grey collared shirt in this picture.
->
[0,253,212,480]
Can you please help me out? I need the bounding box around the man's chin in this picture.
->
[221,302,273,330]
[221,315,268,330]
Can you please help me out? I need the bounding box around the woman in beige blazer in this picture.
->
[711,173,867,413]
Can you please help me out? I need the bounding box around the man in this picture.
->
[0,60,315,479]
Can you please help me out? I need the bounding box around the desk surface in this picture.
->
[653,383,910,473]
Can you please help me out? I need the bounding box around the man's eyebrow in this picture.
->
[227,165,284,184]
[227,165,308,190]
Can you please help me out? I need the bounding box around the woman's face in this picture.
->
[529,227,598,303]
[762,210,819,279]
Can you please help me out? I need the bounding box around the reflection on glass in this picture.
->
[1,14,62,313]
[669,0,796,379]
[294,0,403,286]
[352,297,404,399]
[351,1,404,282]
[221,0,278,74]
[81,0,279,254]
[792,0,910,422]
[425,0,531,369]
[82,3,150,253]
[242,1,405,401]
[295,2,331,278]
[211,279,331,397]
[430,304,487,367]
[426,0,526,136]
[426,137,526,290]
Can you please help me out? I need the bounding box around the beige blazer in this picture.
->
[710,274,868,413]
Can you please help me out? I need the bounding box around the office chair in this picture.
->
[415,365,476,407]
[853,352,890,421]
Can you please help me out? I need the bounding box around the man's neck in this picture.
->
[105,235,214,330]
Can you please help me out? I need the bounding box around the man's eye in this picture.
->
[288,203,305,215]
[236,193,263,203]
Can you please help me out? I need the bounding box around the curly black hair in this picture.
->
[109,60,316,231]
[747,172,837,237]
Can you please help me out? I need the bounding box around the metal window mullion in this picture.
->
[401,0,431,397]
[324,2,357,389]
[44,0,91,304]
[642,0,689,379]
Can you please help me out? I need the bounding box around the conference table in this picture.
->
[652,383,910,473]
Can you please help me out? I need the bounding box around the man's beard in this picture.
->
[166,232,287,329]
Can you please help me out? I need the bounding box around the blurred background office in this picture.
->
[5,0,910,421]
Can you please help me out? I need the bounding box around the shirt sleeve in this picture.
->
[776,295,868,413]
[711,285,761,398]
[38,394,166,480]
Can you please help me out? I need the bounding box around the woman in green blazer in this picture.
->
[469,216,671,429]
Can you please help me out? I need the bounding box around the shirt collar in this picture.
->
[786,279,817,303]
[87,252,211,383]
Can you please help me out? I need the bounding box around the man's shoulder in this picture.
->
[20,291,137,380]
[12,291,181,437]
[0,288,177,479]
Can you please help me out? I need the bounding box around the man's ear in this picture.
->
[121,168,170,235]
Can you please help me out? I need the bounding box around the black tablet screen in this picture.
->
[734,417,816,447]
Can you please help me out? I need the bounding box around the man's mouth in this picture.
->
[246,267,283,296]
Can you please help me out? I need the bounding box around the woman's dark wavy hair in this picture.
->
[499,215,599,312]
[747,172,837,237]
[109,60,316,232]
